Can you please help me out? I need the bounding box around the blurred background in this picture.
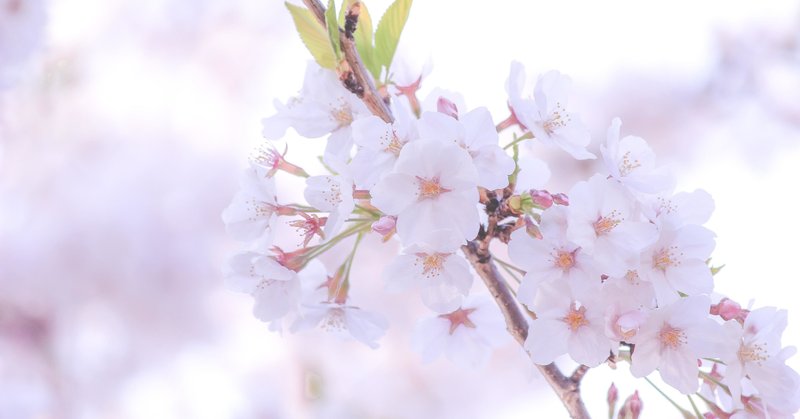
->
[1,0,799,418]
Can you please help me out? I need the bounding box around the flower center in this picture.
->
[553,249,576,270]
[439,307,477,335]
[320,306,346,331]
[416,176,450,200]
[415,252,447,278]
[738,342,768,365]
[653,246,681,271]
[562,304,589,331]
[543,103,570,135]
[383,132,404,156]
[658,324,686,349]
[593,211,622,235]
[330,99,353,128]
[618,151,642,177]
[624,270,640,285]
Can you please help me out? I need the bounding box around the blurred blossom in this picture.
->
[1,0,800,418]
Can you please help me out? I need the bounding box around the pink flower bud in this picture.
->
[552,192,569,206]
[524,216,543,239]
[620,391,643,419]
[607,382,619,407]
[710,298,749,323]
[372,216,397,242]
[437,97,459,119]
[529,189,554,209]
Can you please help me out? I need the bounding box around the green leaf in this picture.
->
[285,2,336,69]
[353,2,380,79]
[325,0,341,60]
[374,0,412,76]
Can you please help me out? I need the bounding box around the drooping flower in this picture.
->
[417,106,515,190]
[261,62,369,172]
[223,251,301,323]
[291,302,388,349]
[630,296,727,394]
[303,175,355,239]
[221,164,278,245]
[370,139,480,246]
[411,294,507,367]
[384,231,472,313]
[525,282,615,367]
[601,270,656,343]
[506,61,595,160]
[601,118,674,194]
[720,307,800,414]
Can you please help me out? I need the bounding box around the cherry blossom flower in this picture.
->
[370,140,480,245]
[384,231,472,313]
[221,165,278,245]
[641,189,715,231]
[630,296,727,394]
[601,271,656,343]
[224,251,301,323]
[261,62,369,172]
[411,294,507,367]
[303,175,355,239]
[506,61,595,160]
[348,100,418,189]
[508,207,599,303]
[638,224,716,305]
[601,118,674,194]
[566,174,658,276]
[720,307,800,414]
[292,302,388,349]
[417,107,515,190]
[525,282,615,367]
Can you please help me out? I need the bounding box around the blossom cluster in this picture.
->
[224,32,800,419]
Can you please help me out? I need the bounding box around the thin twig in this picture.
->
[461,242,590,419]
[302,0,394,123]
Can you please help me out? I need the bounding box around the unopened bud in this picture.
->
[437,97,459,119]
[529,189,554,209]
[620,391,642,419]
[607,383,619,414]
[524,216,543,239]
[272,246,314,272]
[552,192,569,206]
[372,216,397,242]
[710,298,749,323]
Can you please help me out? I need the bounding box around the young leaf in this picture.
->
[285,2,336,69]
[354,3,380,79]
[325,0,342,60]
[374,0,412,75]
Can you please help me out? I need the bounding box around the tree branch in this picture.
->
[297,2,589,416]
[302,0,394,123]
[461,241,591,419]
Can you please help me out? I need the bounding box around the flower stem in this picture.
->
[643,377,694,418]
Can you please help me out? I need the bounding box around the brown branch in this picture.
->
[571,365,590,383]
[461,241,591,419]
[302,0,394,123]
[298,1,588,416]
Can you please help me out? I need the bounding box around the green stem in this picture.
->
[644,377,693,418]
[687,395,703,418]
[301,220,371,265]
[498,262,522,284]
[494,257,526,274]
[698,371,731,396]
[503,132,534,150]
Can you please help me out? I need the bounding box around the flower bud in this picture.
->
[372,216,397,242]
[529,189,554,209]
[437,97,459,120]
[552,192,569,206]
[607,383,619,417]
[710,298,749,323]
[619,391,642,419]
